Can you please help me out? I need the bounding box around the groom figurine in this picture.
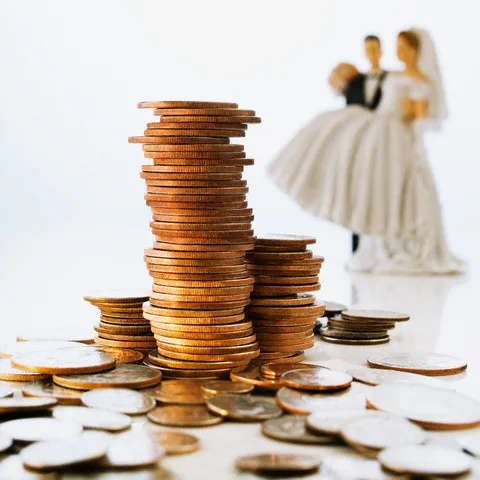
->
[330,35,387,252]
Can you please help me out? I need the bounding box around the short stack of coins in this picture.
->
[319,309,410,345]
[129,101,261,378]
[84,291,155,354]
[245,235,325,361]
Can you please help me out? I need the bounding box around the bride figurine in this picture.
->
[268,29,466,275]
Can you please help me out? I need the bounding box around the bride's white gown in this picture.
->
[268,73,466,274]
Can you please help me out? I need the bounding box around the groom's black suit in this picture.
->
[344,71,387,252]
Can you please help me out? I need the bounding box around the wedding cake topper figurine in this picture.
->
[268,29,466,275]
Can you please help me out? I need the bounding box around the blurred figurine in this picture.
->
[329,35,388,253]
[268,29,466,275]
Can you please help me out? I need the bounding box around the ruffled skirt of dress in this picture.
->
[267,106,467,275]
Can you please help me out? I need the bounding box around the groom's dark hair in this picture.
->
[364,35,381,45]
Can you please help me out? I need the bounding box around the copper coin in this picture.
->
[158,342,259,358]
[144,302,244,317]
[139,100,239,109]
[260,343,314,354]
[323,301,349,315]
[53,405,131,431]
[148,350,249,370]
[147,405,223,427]
[143,143,244,153]
[258,351,306,363]
[230,364,284,390]
[347,366,450,389]
[149,298,251,311]
[154,108,255,116]
[16,328,94,345]
[150,204,252,214]
[84,290,150,303]
[366,384,480,430]
[250,294,313,307]
[53,364,162,390]
[151,272,251,281]
[145,248,247,259]
[367,352,467,376]
[146,151,247,160]
[145,128,245,137]
[320,335,390,346]
[153,214,253,224]
[95,322,152,334]
[207,394,282,421]
[143,163,244,173]
[342,309,410,322]
[378,445,472,477]
[151,284,252,296]
[146,193,247,204]
[144,362,230,379]
[81,388,156,415]
[148,430,200,455]
[150,222,252,232]
[154,335,256,348]
[147,183,248,194]
[100,312,145,320]
[254,324,313,335]
[150,321,253,334]
[154,277,254,288]
[145,256,246,266]
[306,409,377,436]
[160,115,260,124]
[0,358,49,381]
[256,234,316,246]
[257,333,315,346]
[262,415,336,445]
[157,347,259,363]
[103,429,162,468]
[147,121,248,130]
[260,362,319,380]
[251,315,317,325]
[0,397,57,413]
[235,453,320,474]
[145,177,248,187]
[327,318,395,331]
[20,431,111,472]
[247,303,324,316]
[22,380,84,405]
[249,262,321,272]
[254,244,307,252]
[11,347,115,375]
[153,241,254,252]
[320,327,388,340]
[248,250,313,261]
[150,380,205,405]
[276,381,370,415]
[146,314,246,327]
[94,337,156,349]
[152,327,253,341]
[99,316,150,326]
[98,332,154,342]
[254,275,319,286]
[341,415,426,455]
[130,135,228,144]
[142,171,243,181]
[0,418,83,442]
[201,380,253,397]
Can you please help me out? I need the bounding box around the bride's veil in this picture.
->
[411,28,448,129]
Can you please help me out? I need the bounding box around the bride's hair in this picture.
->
[398,30,420,51]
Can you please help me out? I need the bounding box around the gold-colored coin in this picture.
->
[201,380,254,397]
[94,347,144,364]
[94,337,156,349]
[150,380,206,405]
[230,363,284,390]
[260,362,319,380]
[149,430,200,455]
[207,394,282,421]
[147,405,223,427]
[0,358,50,381]
[148,350,249,371]
[281,367,353,392]
[235,453,320,475]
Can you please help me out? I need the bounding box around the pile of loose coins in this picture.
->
[245,234,324,361]
[129,101,262,377]
[319,309,410,345]
[84,290,155,356]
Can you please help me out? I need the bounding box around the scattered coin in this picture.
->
[11,347,116,374]
[230,364,284,390]
[262,415,336,444]
[0,433,12,453]
[53,406,132,431]
[150,380,205,404]
[282,368,352,392]
[234,453,320,475]
[201,380,254,397]
[53,364,162,390]
[378,445,472,476]
[21,380,84,405]
[340,415,426,457]
[0,341,90,359]
[20,431,112,472]
[206,394,282,421]
[81,388,156,415]
[148,430,200,455]
[94,347,144,364]
[366,384,480,429]
[0,455,59,479]
[147,405,223,427]
[367,352,467,376]
[16,328,95,344]
[0,418,83,442]
[0,397,57,413]
[260,362,319,379]
[307,409,375,436]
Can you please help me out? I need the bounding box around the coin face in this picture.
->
[235,453,320,474]
[0,397,57,413]
[201,380,254,396]
[366,384,480,429]
[341,415,426,453]
[11,347,116,375]
[276,381,370,415]
[0,418,83,442]
[342,309,410,322]
[260,362,318,379]
[281,368,352,392]
[16,327,95,344]
[53,406,132,432]
[83,290,150,303]
[20,431,111,472]
[148,430,200,455]
[262,415,336,444]
[149,380,205,405]
[0,341,90,359]
[147,405,223,427]
[81,388,156,415]
[307,409,376,436]
[206,394,282,421]
[21,380,84,404]
[378,445,472,476]
[367,352,467,376]
[53,364,162,390]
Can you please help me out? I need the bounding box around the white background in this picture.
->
[0,0,478,337]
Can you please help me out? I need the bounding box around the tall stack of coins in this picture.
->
[245,235,325,361]
[129,101,261,377]
[84,291,155,353]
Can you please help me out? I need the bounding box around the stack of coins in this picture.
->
[319,309,410,345]
[314,301,348,332]
[245,235,325,361]
[129,101,261,377]
[84,291,155,353]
